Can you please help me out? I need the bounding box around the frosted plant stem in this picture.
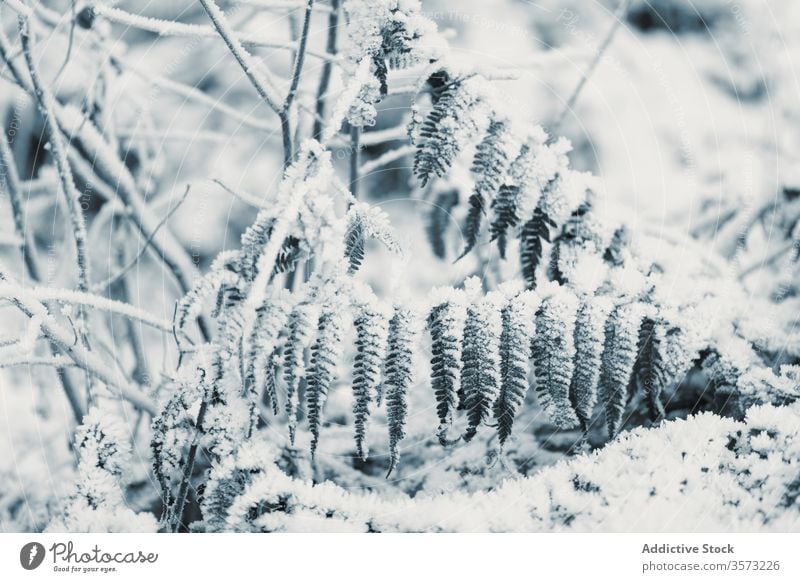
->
[350,125,360,200]
[551,0,633,134]
[19,18,90,296]
[0,133,84,422]
[13,286,183,335]
[0,277,156,415]
[312,0,340,140]
[91,3,332,59]
[360,144,415,176]
[92,186,191,293]
[198,0,283,114]
[280,0,315,167]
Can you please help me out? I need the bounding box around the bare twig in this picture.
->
[212,178,266,208]
[0,277,156,415]
[7,286,182,336]
[739,240,797,280]
[19,18,91,294]
[360,144,415,176]
[551,0,633,134]
[0,133,84,422]
[279,0,315,166]
[312,0,340,140]
[349,124,360,199]
[92,186,191,292]
[198,0,284,114]
[91,4,333,60]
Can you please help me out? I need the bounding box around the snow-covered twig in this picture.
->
[15,286,179,336]
[92,186,191,293]
[111,54,279,133]
[91,4,333,60]
[211,178,266,208]
[0,279,156,414]
[738,240,797,280]
[311,0,340,140]
[0,132,84,422]
[360,144,415,176]
[197,0,284,114]
[551,0,634,134]
[0,354,75,370]
[19,18,91,294]
[279,0,315,165]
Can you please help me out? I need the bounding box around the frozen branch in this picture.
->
[19,18,91,294]
[0,280,156,415]
[6,285,182,336]
[197,0,284,114]
[91,4,333,60]
[360,144,415,176]
[551,0,634,134]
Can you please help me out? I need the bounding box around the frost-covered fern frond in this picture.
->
[569,296,613,431]
[283,301,320,446]
[198,440,279,533]
[175,251,240,332]
[461,292,503,442]
[307,303,345,459]
[520,205,557,290]
[599,302,652,438]
[427,284,470,444]
[460,119,520,257]
[493,288,539,447]
[413,74,490,186]
[645,309,707,420]
[245,290,296,417]
[352,294,390,460]
[345,202,402,274]
[341,0,446,128]
[384,306,416,476]
[532,286,580,429]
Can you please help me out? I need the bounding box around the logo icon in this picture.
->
[20,542,46,570]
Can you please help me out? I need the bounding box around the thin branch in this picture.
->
[359,124,409,147]
[2,285,181,336]
[312,0,340,140]
[349,124,360,199]
[284,0,314,112]
[551,0,633,134]
[1,133,84,422]
[360,144,414,176]
[0,278,156,415]
[0,354,75,369]
[212,178,266,208]
[91,4,333,60]
[92,186,191,292]
[198,0,284,114]
[19,18,91,294]
[739,240,797,280]
[0,133,41,280]
[279,0,315,166]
